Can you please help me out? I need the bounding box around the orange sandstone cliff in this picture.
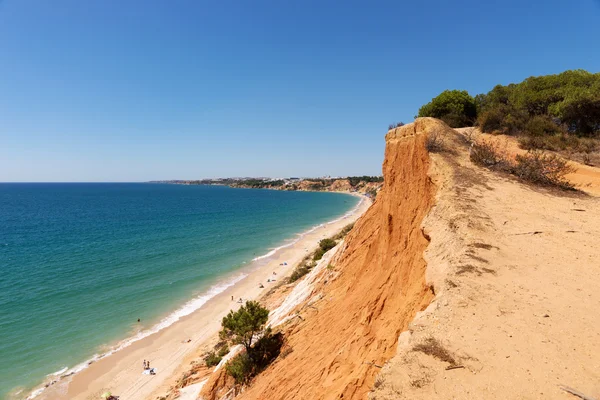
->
[224,119,452,399]
[196,118,600,400]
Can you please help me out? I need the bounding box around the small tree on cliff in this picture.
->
[418,90,477,128]
[221,300,269,356]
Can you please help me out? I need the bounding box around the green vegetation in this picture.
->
[419,70,600,161]
[204,351,222,367]
[236,179,285,188]
[418,90,477,128]
[221,300,269,355]
[220,301,283,385]
[470,140,574,190]
[288,223,355,283]
[347,176,383,186]
[476,70,600,136]
[333,222,355,240]
[225,352,253,384]
[313,238,336,261]
[288,259,313,283]
[204,341,230,367]
[225,332,283,385]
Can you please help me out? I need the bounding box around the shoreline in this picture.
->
[28,192,370,400]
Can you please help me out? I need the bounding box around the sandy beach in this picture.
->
[33,193,371,400]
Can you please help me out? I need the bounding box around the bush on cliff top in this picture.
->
[418,90,477,128]
[470,140,574,189]
[417,70,600,154]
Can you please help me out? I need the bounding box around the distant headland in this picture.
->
[150,176,383,197]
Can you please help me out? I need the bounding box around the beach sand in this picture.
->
[34,194,371,400]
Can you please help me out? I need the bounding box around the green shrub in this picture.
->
[478,107,506,133]
[474,69,600,139]
[333,223,355,240]
[478,106,527,135]
[250,331,283,369]
[319,238,336,252]
[288,265,310,282]
[225,352,253,385]
[217,344,230,357]
[312,248,325,261]
[418,90,477,128]
[224,332,284,385]
[204,351,222,367]
[347,176,383,186]
[525,115,563,137]
[221,301,269,354]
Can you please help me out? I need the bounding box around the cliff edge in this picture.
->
[196,117,600,400]
[219,118,453,399]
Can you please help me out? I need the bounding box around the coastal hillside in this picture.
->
[154,177,383,197]
[191,118,447,400]
[234,119,443,399]
[187,117,600,400]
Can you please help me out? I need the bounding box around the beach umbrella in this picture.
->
[101,392,111,399]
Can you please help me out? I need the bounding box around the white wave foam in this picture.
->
[45,367,68,377]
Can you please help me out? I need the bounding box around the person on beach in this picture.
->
[147,361,150,370]
[231,295,234,301]
[259,283,264,288]
[143,360,146,370]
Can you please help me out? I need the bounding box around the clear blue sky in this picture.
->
[1,0,599,182]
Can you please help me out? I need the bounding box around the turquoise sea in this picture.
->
[0,183,359,399]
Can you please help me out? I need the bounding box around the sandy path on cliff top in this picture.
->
[372,128,600,399]
[34,195,370,400]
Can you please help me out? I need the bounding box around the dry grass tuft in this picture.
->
[456,264,478,275]
[426,131,446,153]
[413,337,457,365]
[373,374,385,389]
[471,242,495,250]
[470,140,576,190]
[513,150,575,189]
[446,279,458,288]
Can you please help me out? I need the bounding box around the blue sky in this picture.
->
[1,0,599,182]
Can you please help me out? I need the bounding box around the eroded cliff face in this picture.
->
[229,119,447,399]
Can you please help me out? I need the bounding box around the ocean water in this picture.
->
[0,183,359,399]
